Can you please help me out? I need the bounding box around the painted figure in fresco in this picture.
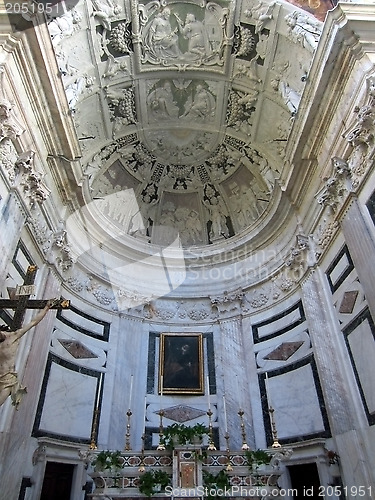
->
[144,8,180,59]
[0,299,58,409]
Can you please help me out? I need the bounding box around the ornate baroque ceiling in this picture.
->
[49,0,324,257]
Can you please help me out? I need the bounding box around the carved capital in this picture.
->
[210,288,244,316]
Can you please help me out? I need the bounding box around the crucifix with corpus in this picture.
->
[0,265,70,409]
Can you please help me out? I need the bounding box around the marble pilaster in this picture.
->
[301,266,374,495]
[214,292,254,450]
[340,197,375,324]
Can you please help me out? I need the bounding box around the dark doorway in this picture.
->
[288,463,321,498]
[40,461,74,500]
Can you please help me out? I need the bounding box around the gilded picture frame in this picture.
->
[159,333,204,394]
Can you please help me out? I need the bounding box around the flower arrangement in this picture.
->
[138,469,171,497]
[92,450,124,471]
[245,449,271,470]
[161,423,209,449]
[203,469,231,499]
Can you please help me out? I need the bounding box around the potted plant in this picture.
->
[138,469,171,497]
[161,423,209,449]
[245,449,271,471]
[92,450,125,472]
[203,469,231,499]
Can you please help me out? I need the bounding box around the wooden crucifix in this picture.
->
[0,265,70,408]
[0,265,70,329]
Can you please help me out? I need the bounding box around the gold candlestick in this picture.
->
[207,409,216,450]
[157,409,166,451]
[125,409,132,451]
[238,409,249,450]
[90,408,99,450]
[268,406,281,448]
[224,432,232,471]
[139,433,146,472]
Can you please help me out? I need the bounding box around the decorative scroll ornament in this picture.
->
[0,98,24,142]
[16,151,50,207]
[345,73,375,185]
[316,157,352,213]
[51,221,74,271]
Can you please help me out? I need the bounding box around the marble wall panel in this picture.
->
[366,188,375,227]
[252,301,305,342]
[34,355,99,442]
[326,245,354,293]
[326,244,375,425]
[57,305,110,340]
[344,309,375,424]
[262,361,328,443]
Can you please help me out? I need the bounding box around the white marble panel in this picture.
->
[59,307,107,336]
[255,305,302,339]
[14,245,32,273]
[270,364,325,440]
[347,317,375,414]
[329,251,350,288]
[39,362,96,439]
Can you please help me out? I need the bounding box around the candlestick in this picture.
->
[157,409,166,450]
[269,406,282,448]
[265,372,271,408]
[139,433,146,472]
[128,374,133,410]
[238,409,249,450]
[223,395,228,433]
[143,396,147,428]
[124,409,132,451]
[207,408,216,450]
[207,375,210,409]
[95,372,103,408]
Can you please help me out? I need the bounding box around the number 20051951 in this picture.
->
[5,2,53,14]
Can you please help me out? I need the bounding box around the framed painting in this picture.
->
[159,334,204,394]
